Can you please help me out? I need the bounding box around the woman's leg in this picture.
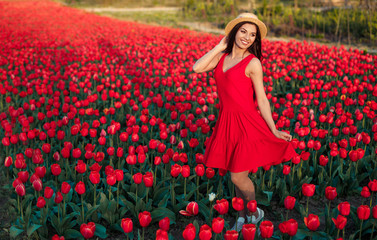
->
[231,171,259,218]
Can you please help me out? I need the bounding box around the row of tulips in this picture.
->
[1,0,377,239]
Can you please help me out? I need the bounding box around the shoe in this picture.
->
[251,207,264,225]
[230,217,245,232]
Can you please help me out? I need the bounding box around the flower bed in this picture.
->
[0,1,377,239]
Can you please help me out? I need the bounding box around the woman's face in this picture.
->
[234,23,257,50]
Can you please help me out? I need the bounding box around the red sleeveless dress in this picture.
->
[203,52,298,173]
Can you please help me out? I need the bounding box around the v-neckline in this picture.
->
[222,53,252,74]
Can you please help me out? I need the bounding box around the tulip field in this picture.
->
[1,1,377,239]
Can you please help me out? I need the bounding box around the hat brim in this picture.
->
[224,17,267,39]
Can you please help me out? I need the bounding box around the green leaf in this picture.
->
[64,229,83,239]
[94,223,107,238]
[151,207,176,224]
[27,223,42,236]
[10,226,24,238]
[85,205,100,222]
[157,194,170,208]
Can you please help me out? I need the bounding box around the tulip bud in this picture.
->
[304,214,320,231]
[182,223,196,240]
[211,217,224,234]
[259,221,274,238]
[159,217,170,232]
[80,222,96,239]
[121,218,133,233]
[138,211,152,227]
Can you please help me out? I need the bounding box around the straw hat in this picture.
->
[224,12,267,39]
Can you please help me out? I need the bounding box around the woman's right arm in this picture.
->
[193,37,227,73]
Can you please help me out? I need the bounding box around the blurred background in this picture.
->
[65,0,376,49]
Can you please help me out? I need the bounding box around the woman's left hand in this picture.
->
[273,129,292,142]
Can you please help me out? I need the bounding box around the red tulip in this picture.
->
[51,234,65,240]
[180,201,199,216]
[54,191,63,204]
[133,173,143,184]
[211,217,224,234]
[302,183,315,197]
[72,148,81,158]
[284,196,296,210]
[199,224,212,240]
[143,172,153,187]
[170,164,182,178]
[61,182,71,194]
[283,165,291,175]
[195,164,205,176]
[138,211,152,227]
[214,199,229,215]
[4,156,13,167]
[17,171,29,183]
[115,169,124,181]
[357,205,370,220]
[36,196,46,208]
[279,219,298,236]
[361,186,371,198]
[332,215,347,230]
[205,167,215,179]
[35,166,46,178]
[373,206,377,219]
[319,155,328,166]
[159,217,170,231]
[75,160,87,174]
[75,181,86,195]
[181,165,190,178]
[338,202,350,216]
[259,221,274,238]
[224,230,238,240]
[89,171,101,185]
[106,173,117,186]
[304,214,320,231]
[182,223,196,240]
[232,197,244,211]
[325,186,337,201]
[368,179,377,192]
[32,178,43,192]
[242,223,256,240]
[51,164,61,176]
[156,229,169,240]
[80,222,96,239]
[121,218,133,233]
[15,183,26,196]
[247,200,257,213]
[44,186,54,199]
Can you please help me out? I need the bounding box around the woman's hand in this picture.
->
[273,129,292,142]
[215,36,228,52]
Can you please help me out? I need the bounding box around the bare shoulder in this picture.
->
[245,56,263,77]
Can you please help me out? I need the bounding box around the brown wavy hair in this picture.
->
[224,21,262,61]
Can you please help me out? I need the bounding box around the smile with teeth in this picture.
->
[241,39,249,45]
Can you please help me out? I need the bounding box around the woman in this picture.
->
[193,13,298,231]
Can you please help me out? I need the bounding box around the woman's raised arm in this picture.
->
[193,37,227,73]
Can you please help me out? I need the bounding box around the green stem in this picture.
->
[142,227,145,240]
[117,181,120,209]
[196,176,199,201]
[306,196,309,216]
[286,210,289,221]
[359,219,364,240]
[370,192,374,208]
[329,156,333,178]
[184,178,187,200]
[146,188,149,204]
[93,184,97,205]
[81,194,84,223]
[370,222,375,240]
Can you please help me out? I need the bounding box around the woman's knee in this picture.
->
[231,173,246,186]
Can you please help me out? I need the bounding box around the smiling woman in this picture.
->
[193,12,298,232]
